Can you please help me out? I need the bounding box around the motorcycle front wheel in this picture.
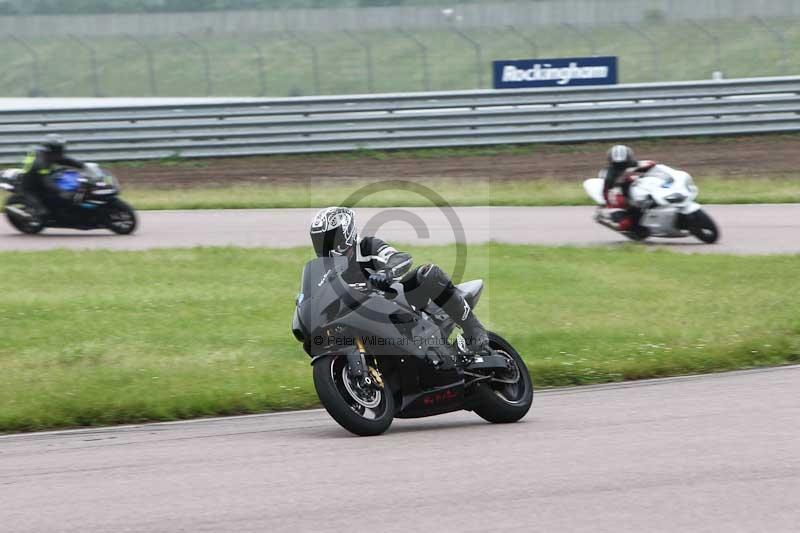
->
[472,332,533,424]
[313,354,394,436]
[687,209,719,244]
[105,199,137,235]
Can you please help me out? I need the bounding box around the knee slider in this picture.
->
[418,263,447,284]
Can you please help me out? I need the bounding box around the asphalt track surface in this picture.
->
[1,365,799,532]
[1,204,798,254]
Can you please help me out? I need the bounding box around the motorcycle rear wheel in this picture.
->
[623,225,650,242]
[313,354,394,436]
[4,195,44,234]
[472,333,533,424]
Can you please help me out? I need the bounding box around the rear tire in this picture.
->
[623,225,650,242]
[687,209,719,244]
[472,333,533,424]
[313,354,394,436]
[4,195,44,234]
[105,199,137,235]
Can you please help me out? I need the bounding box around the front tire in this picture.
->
[313,354,394,436]
[4,195,44,234]
[472,333,533,424]
[105,199,137,235]
[687,209,719,244]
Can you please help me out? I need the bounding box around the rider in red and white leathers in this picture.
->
[598,144,656,231]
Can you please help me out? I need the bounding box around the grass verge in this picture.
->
[107,133,800,169]
[122,176,800,210]
[1,244,798,433]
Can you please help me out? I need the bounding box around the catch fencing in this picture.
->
[1,11,796,98]
[2,0,800,37]
[0,76,799,164]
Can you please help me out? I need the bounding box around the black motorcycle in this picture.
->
[292,256,533,436]
[1,164,137,235]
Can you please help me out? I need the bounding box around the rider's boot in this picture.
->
[459,312,490,355]
[439,289,490,355]
[606,208,644,233]
[597,209,627,231]
[412,263,491,361]
[617,215,634,231]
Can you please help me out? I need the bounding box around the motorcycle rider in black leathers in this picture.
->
[598,144,656,232]
[20,134,87,216]
[309,206,490,362]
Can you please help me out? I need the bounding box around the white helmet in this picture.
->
[310,207,357,257]
[607,144,636,167]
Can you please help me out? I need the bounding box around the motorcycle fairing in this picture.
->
[296,256,468,418]
[639,208,685,237]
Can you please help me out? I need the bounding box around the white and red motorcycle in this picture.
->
[583,164,719,243]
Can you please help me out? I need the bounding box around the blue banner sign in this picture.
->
[493,56,618,89]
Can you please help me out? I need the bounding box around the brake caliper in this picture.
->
[368,366,384,389]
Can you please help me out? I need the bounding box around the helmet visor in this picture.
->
[311,229,350,258]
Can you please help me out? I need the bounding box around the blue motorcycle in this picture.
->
[1,163,137,235]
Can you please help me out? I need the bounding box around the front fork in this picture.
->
[346,339,368,378]
[346,338,384,389]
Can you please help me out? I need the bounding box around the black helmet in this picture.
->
[42,134,67,154]
[607,144,636,168]
[310,206,357,258]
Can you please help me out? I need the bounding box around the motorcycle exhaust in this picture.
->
[594,214,621,231]
[5,205,33,219]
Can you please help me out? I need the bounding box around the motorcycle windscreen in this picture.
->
[297,256,362,337]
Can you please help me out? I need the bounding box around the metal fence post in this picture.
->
[751,16,788,72]
[343,30,375,93]
[505,25,538,57]
[248,41,267,96]
[396,28,431,92]
[9,35,43,96]
[449,26,484,89]
[561,23,598,56]
[285,31,321,96]
[178,32,213,96]
[69,34,102,97]
[685,19,722,75]
[623,22,661,81]
[123,33,158,96]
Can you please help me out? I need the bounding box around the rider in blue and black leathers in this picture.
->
[20,134,86,215]
[309,206,490,357]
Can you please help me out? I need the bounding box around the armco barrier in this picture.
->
[1,76,799,164]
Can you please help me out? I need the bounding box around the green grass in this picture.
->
[2,17,799,96]
[122,176,800,210]
[1,244,799,433]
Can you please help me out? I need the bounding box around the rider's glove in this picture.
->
[368,271,393,292]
